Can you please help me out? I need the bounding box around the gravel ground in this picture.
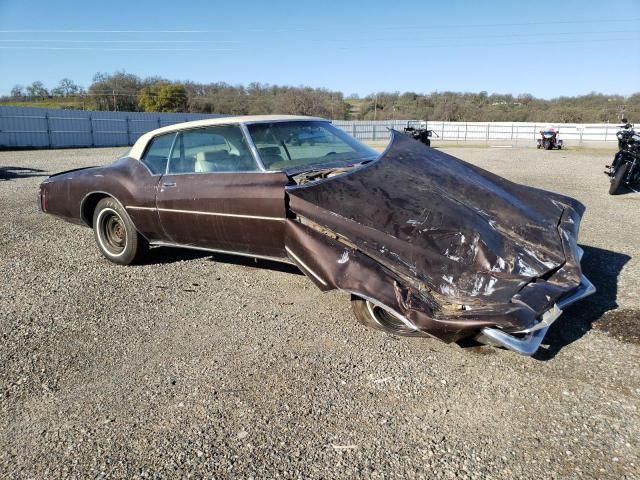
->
[1,145,638,479]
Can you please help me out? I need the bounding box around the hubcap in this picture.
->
[365,301,415,334]
[99,209,127,255]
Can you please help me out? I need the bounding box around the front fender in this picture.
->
[283,219,537,342]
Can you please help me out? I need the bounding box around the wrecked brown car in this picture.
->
[39,115,595,356]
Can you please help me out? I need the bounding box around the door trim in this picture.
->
[150,241,294,264]
[126,205,285,222]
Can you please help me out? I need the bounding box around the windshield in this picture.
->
[247,121,378,170]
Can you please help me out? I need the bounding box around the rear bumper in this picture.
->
[475,274,595,355]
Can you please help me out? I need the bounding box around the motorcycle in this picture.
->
[403,121,438,147]
[536,128,563,150]
[605,119,640,195]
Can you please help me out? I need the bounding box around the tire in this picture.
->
[92,197,148,265]
[545,141,552,150]
[350,295,420,336]
[609,162,629,195]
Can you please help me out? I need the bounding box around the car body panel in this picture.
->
[154,171,289,257]
[284,132,587,338]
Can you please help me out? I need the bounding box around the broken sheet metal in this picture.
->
[285,131,588,341]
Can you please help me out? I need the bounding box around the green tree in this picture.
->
[138,82,188,112]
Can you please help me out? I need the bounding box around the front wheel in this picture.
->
[350,295,420,335]
[609,162,629,195]
[93,197,148,264]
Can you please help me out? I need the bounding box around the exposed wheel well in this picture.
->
[80,192,111,227]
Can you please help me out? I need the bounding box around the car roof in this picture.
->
[128,114,328,160]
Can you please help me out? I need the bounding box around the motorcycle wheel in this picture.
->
[609,163,629,195]
[545,141,552,150]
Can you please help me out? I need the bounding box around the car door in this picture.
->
[155,124,290,258]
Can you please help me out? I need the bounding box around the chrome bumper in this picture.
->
[476,275,596,356]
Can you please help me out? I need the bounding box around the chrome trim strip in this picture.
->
[165,132,181,175]
[240,122,267,172]
[556,275,596,310]
[477,275,595,356]
[476,326,550,357]
[79,191,128,226]
[512,304,563,334]
[284,246,328,286]
[241,118,328,126]
[126,205,285,221]
[150,241,293,265]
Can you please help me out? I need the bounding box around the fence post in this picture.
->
[352,122,356,138]
[88,114,95,147]
[464,122,468,142]
[157,117,162,128]
[126,116,131,145]
[372,123,376,141]
[45,113,52,148]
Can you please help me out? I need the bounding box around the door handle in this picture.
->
[162,181,177,188]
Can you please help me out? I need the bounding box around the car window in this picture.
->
[166,125,259,174]
[247,121,377,170]
[141,133,175,174]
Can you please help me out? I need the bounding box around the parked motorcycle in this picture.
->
[536,128,563,150]
[403,121,438,147]
[605,119,639,195]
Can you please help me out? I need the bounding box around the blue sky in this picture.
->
[0,0,639,98]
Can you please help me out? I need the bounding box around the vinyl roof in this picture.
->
[129,114,328,160]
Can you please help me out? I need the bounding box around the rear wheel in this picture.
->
[609,163,629,195]
[93,197,147,264]
[351,295,419,335]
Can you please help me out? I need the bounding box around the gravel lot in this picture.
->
[1,145,638,479]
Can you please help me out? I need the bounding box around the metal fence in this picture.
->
[332,120,631,144]
[0,106,631,149]
[0,106,222,149]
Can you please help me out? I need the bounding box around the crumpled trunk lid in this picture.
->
[286,132,584,305]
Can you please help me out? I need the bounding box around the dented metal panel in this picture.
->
[285,132,588,340]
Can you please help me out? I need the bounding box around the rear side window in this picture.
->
[166,125,259,174]
[142,133,175,174]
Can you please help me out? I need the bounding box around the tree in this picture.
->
[138,82,188,112]
[51,78,81,97]
[89,71,142,111]
[10,85,25,98]
[25,81,48,99]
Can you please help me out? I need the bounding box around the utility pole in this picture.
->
[373,93,377,121]
[112,78,118,111]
